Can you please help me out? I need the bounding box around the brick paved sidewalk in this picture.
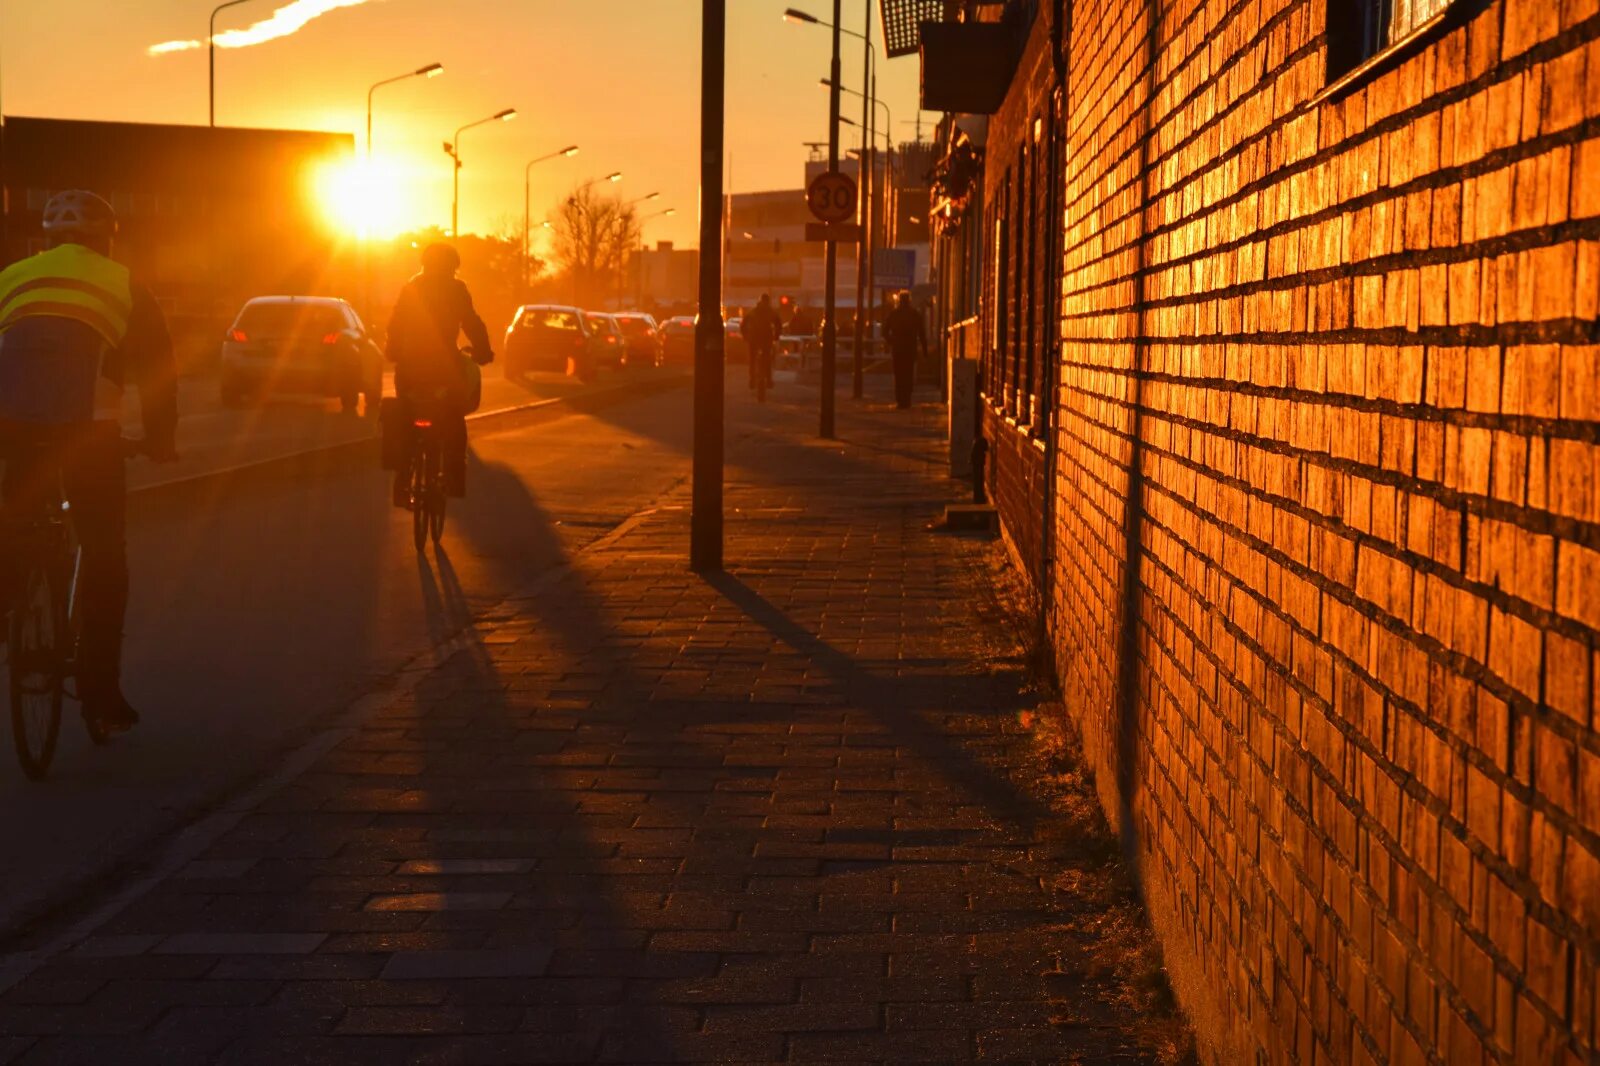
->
[0,389,1192,1064]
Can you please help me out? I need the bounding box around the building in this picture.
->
[0,116,355,368]
[911,0,1600,1062]
[635,240,698,313]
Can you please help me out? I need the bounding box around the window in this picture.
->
[1327,0,1456,80]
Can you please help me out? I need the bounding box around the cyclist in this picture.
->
[385,242,492,506]
[741,293,780,393]
[0,189,178,733]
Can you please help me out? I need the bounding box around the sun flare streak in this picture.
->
[148,0,375,56]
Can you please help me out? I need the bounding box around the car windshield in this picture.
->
[615,319,653,338]
[522,309,581,331]
[586,316,616,337]
[235,302,345,337]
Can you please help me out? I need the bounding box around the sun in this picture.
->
[311,156,414,241]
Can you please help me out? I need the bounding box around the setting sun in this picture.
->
[311,156,414,240]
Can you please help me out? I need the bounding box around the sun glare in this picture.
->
[312,158,413,241]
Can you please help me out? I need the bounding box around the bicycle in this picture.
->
[405,412,447,551]
[1,436,142,779]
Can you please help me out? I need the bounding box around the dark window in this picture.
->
[1328,0,1456,79]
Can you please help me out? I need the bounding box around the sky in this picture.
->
[0,0,926,250]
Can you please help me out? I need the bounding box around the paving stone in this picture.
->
[154,933,327,956]
[380,947,553,981]
[0,395,1188,1061]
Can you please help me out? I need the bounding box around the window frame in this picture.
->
[1323,0,1476,91]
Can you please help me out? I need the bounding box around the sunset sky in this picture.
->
[1,0,924,250]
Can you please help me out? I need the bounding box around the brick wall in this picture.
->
[1048,0,1600,1062]
[982,11,1059,587]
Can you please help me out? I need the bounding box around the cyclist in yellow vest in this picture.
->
[0,190,178,733]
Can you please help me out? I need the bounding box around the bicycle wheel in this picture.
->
[428,449,446,544]
[9,564,64,780]
[411,448,429,552]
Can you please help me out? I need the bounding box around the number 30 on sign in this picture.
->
[806,171,858,224]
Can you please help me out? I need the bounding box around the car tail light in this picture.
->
[413,419,433,429]
[322,332,341,345]
[229,329,248,342]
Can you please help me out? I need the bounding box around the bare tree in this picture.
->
[549,184,640,308]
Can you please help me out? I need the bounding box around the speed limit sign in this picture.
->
[807,171,858,224]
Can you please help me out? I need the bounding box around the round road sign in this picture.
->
[807,171,858,224]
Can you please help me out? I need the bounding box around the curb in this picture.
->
[128,370,691,500]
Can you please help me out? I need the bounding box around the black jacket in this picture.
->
[385,272,493,376]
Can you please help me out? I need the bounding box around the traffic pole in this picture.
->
[821,0,842,439]
[691,0,727,572]
[852,0,872,400]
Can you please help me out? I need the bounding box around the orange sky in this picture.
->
[1,0,925,250]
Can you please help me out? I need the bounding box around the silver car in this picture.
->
[219,296,383,414]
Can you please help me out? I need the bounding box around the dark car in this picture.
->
[219,296,382,414]
[611,312,661,367]
[659,315,696,365]
[503,304,594,379]
[582,312,627,370]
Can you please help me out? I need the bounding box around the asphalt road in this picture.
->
[0,377,702,940]
[122,363,660,491]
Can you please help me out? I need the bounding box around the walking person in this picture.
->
[885,292,926,409]
[741,293,781,398]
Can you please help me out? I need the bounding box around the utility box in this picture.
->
[948,356,977,479]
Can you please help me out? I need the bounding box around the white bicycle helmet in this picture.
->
[41,190,118,241]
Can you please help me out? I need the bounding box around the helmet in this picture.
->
[421,242,461,275]
[42,190,118,242]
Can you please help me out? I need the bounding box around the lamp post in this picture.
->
[368,63,443,159]
[693,0,727,570]
[445,107,517,238]
[211,0,260,125]
[783,4,844,437]
[524,145,580,290]
[789,6,876,402]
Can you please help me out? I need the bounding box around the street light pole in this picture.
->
[854,3,872,400]
[821,0,842,439]
[524,145,580,290]
[209,0,258,127]
[368,63,443,159]
[692,0,727,571]
[448,107,517,238]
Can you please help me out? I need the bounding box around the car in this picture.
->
[582,311,627,370]
[724,317,747,363]
[611,312,661,367]
[658,315,696,365]
[503,304,595,380]
[219,296,382,414]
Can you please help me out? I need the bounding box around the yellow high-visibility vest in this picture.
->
[0,243,133,348]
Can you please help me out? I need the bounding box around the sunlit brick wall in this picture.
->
[1049,0,1600,1061]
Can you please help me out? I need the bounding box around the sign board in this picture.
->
[873,248,917,290]
[806,171,858,224]
[804,222,863,243]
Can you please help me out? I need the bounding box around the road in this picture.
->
[122,363,665,491]
[0,372,702,940]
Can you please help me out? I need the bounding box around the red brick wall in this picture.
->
[1048,0,1600,1061]
[985,403,1049,578]
[982,11,1058,585]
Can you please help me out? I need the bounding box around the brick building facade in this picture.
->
[918,0,1600,1060]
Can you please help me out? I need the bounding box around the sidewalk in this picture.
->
[0,386,1192,1064]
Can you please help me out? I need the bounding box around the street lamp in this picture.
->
[210,0,261,127]
[628,191,661,206]
[445,107,517,237]
[368,63,442,159]
[524,144,580,289]
[790,6,878,400]
[822,77,891,146]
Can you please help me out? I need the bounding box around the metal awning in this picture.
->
[879,0,955,58]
